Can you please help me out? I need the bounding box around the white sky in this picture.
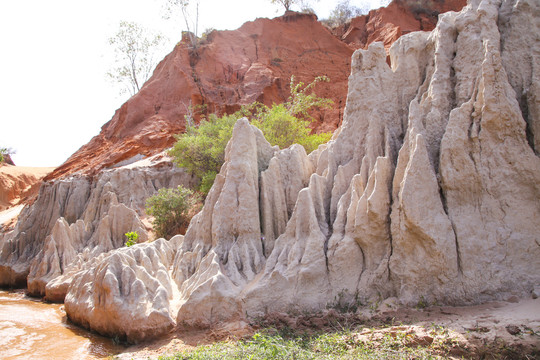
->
[0,0,388,167]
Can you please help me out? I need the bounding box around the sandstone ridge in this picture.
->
[59,0,540,342]
[45,0,465,181]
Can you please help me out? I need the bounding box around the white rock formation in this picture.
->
[0,154,196,302]
[2,0,540,344]
[192,0,539,321]
[65,237,182,343]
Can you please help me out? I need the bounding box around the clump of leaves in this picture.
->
[124,231,139,247]
[169,75,333,195]
[145,185,201,239]
[169,112,238,195]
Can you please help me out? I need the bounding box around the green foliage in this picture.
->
[145,185,201,239]
[124,231,139,247]
[169,76,333,195]
[169,112,238,189]
[251,104,331,154]
[251,75,333,153]
[157,326,466,359]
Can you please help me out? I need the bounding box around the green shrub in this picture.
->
[124,231,139,247]
[169,76,333,195]
[169,112,238,189]
[145,185,201,239]
[251,103,332,154]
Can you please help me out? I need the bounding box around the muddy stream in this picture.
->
[0,289,125,359]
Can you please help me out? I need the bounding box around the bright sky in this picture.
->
[0,0,389,167]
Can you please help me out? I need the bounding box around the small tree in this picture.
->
[107,21,166,96]
[271,0,295,11]
[163,0,200,48]
[146,185,201,239]
[327,0,366,27]
[270,0,317,12]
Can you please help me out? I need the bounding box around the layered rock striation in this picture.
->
[337,0,467,50]
[61,0,540,343]
[0,165,54,212]
[0,155,196,302]
[45,1,465,181]
[1,0,537,345]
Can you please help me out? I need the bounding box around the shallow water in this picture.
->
[0,289,124,360]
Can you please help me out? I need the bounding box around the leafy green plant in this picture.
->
[145,185,201,239]
[124,231,139,247]
[169,76,333,195]
[169,112,238,192]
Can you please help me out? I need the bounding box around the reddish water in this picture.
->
[0,290,124,360]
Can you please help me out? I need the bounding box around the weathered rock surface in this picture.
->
[65,237,182,343]
[0,165,54,212]
[337,0,467,50]
[1,0,535,345]
[45,12,354,181]
[45,1,465,181]
[0,154,196,301]
[63,0,540,339]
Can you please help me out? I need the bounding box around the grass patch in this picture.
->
[158,325,469,360]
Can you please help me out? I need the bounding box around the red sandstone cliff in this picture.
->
[337,0,467,50]
[45,0,466,181]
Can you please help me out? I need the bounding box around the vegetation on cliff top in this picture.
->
[169,76,333,195]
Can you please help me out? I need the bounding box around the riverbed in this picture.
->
[0,289,124,360]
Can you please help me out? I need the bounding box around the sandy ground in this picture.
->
[0,164,55,177]
[114,298,540,359]
[0,164,55,228]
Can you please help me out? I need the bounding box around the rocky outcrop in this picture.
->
[45,1,465,182]
[65,237,182,343]
[337,0,467,50]
[45,12,354,181]
[62,0,540,341]
[0,154,196,301]
[0,165,54,212]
